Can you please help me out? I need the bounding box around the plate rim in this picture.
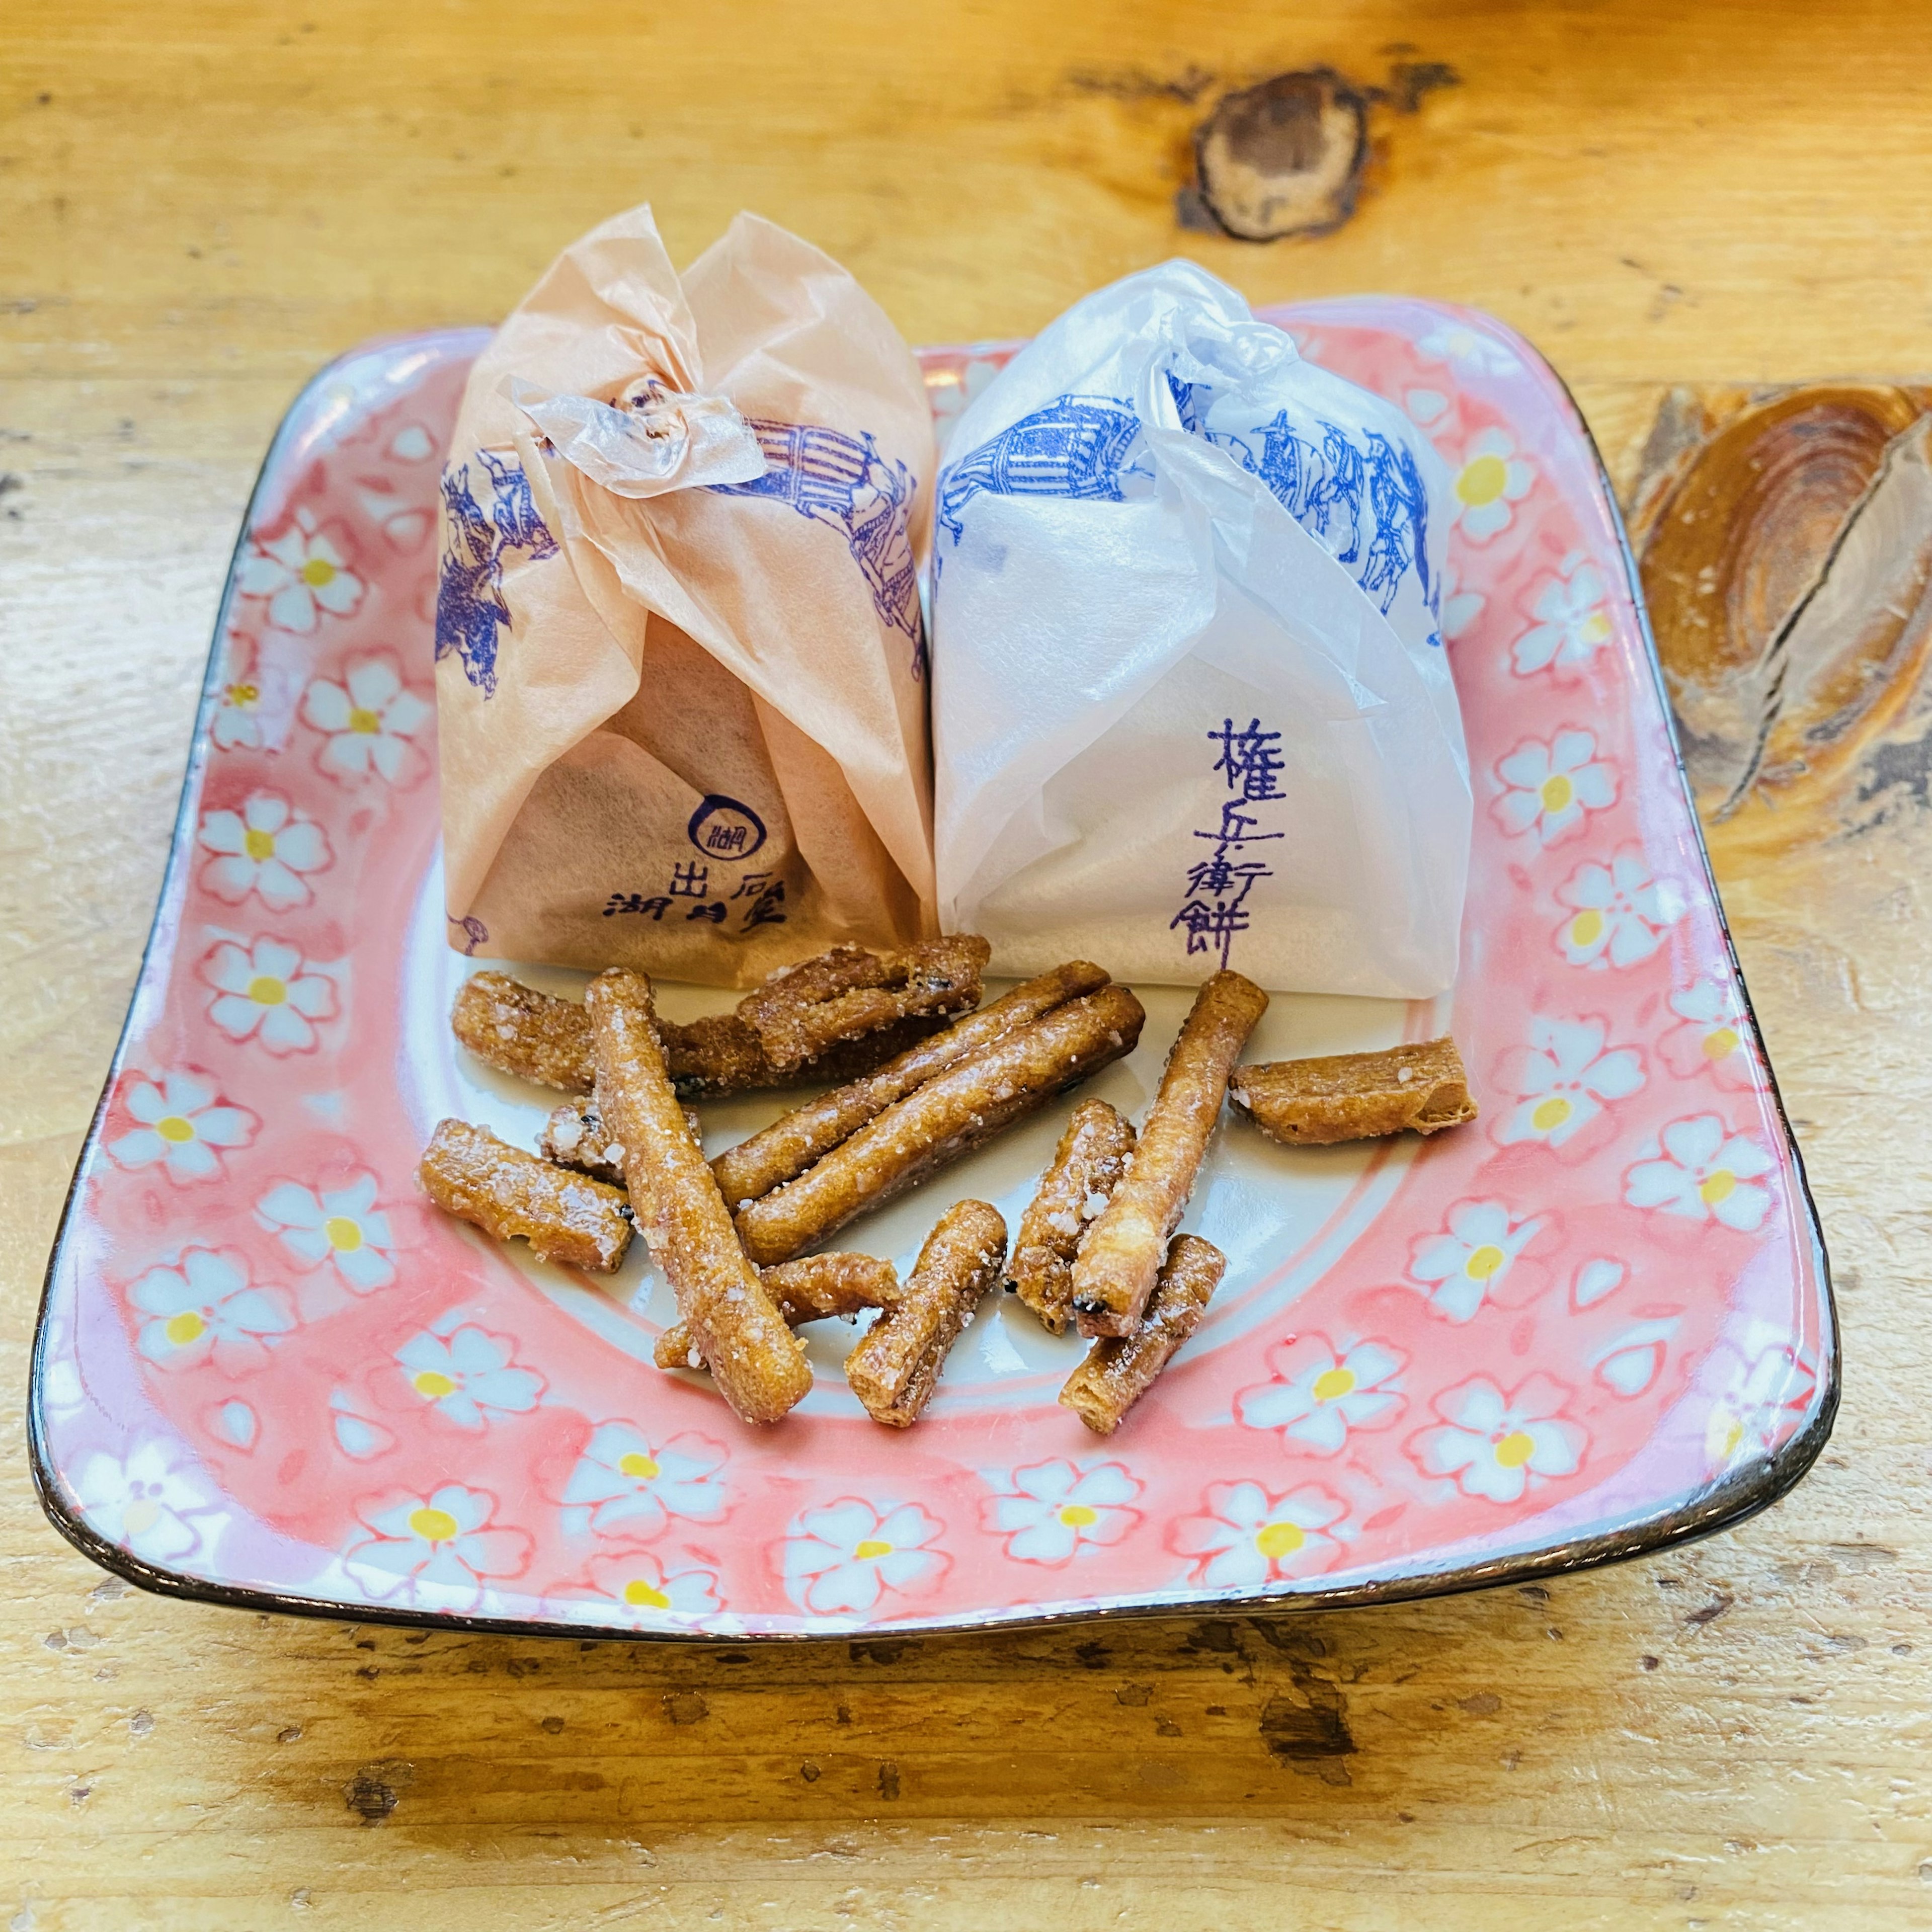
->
[26,314,1839,1641]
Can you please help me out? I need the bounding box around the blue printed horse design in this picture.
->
[936,394,1148,544]
[435,448,559,696]
[711,421,923,667]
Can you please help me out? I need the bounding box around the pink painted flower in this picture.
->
[301,653,432,786]
[1236,1334,1404,1456]
[128,1246,294,1374]
[106,1072,258,1184]
[781,1499,946,1618]
[1408,1374,1586,1504]
[235,505,363,633]
[200,937,338,1054]
[1658,977,1757,1090]
[197,791,333,911]
[980,1460,1141,1564]
[1492,730,1617,845]
[1170,1481,1348,1590]
[343,1485,532,1608]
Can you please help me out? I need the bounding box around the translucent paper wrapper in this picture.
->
[929,260,1470,998]
[435,205,937,985]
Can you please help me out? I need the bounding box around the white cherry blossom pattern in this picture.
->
[1405,386,1450,428]
[980,1460,1142,1565]
[1555,847,1687,970]
[300,653,433,786]
[1497,1015,1645,1149]
[197,790,334,911]
[1704,1343,1818,1470]
[1408,1199,1545,1323]
[211,654,265,750]
[1659,977,1757,1090]
[235,504,364,634]
[1407,1374,1586,1504]
[1492,729,1617,845]
[343,1484,532,1608]
[1417,321,1521,376]
[1512,553,1614,677]
[394,1323,545,1431]
[128,1247,294,1374]
[73,1441,223,1566]
[559,1550,724,1627]
[781,1498,946,1618]
[1170,1480,1348,1590]
[1446,427,1534,542]
[256,1173,396,1293]
[106,1072,258,1184]
[559,1425,730,1541]
[1625,1115,1775,1233]
[1438,557,1485,641]
[1235,1334,1405,1456]
[199,936,339,1055]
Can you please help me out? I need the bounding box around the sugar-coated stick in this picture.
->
[740,935,991,1072]
[1059,1234,1225,1434]
[541,1098,700,1184]
[1071,971,1267,1338]
[844,1200,1007,1427]
[451,971,595,1093]
[1008,1098,1137,1334]
[418,1117,632,1273]
[1230,1036,1477,1144]
[654,1252,900,1371]
[710,960,1110,1210]
[733,983,1147,1266]
[585,969,811,1424]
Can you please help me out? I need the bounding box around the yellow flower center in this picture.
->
[413,1370,457,1399]
[1532,1095,1573,1133]
[1493,1430,1537,1469]
[300,555,337,587]
[324,1216,363,1252]
[1311,1366,1356,1403]
[225,682,259,707]
[1718,1417,1744,1460]
[347,706,382,735]
[1569,908,1605,948]
[1540,773,1574,814]
[247,975,286,1006]
[618,1452,660,1480]
[1457,453,1509,507]
[1703,1026,1740,1061]
[1058,1504,1098,1528]
[1700,1169,1737,1206]
[1254,1521,1305,1560]
[622,1579,671,1609]
[1465,1243,1507,1280]
[165,1311,206,1345]
[155,1114,196,1144]
[122,1498,160,1534]
[1579,610,1612,645]
[243,827,276,861]
[853,1539,893,1561]
[408,1506,458,1543]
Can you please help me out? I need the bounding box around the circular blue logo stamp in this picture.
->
[687,794,767,861]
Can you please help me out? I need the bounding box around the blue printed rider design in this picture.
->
[435,449,559,696]
[936,394,1149,544]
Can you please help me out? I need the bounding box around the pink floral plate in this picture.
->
[30,304,1834,1640]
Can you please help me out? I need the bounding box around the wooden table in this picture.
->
[6,4,1930,1924]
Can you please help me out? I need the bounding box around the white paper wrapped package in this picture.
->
[929,261,1471,998]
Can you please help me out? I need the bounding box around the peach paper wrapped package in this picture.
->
[929,261,1471,997]
[435,205,937,984]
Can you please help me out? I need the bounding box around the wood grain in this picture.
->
[7,2,1932,1926]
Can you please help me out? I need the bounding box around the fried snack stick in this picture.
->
[1008,1099,1137,1335]
[734,983,1147,1266]
[711,960,1111,1209]
[740,935,991,1072]
[453,971,946,1099]
[845,1200,1007,1426]
[654,1253,900,1370]
[418,1118,633,1273]
[1071,971,1267,1338]
[1060,1235,1225,1435]
[585,969,811,1424]
[541,1099,700,1184]
[1231,1036,1477,1145]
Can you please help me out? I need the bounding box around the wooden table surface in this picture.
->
[7,3,1932,1926]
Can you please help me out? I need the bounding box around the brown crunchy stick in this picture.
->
[711,960,1111,1210]
[418,1117,633,1273]
[739,935,991,1073]
[734,983,1147,1266]
[1231,1036,1477,1145]
[540,1099,700,1184]
[844,1200,1007,1426]
[452,971,595,1093]
[1060,1234,1225,1435]
[669,1009,951,1098]
[1072,971,1267,1338]
[654,1253,900,1370]
[1008,1099,1138,1335]
[585,969,811,1424]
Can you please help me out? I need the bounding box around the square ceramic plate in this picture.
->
[30,302,1834,1640]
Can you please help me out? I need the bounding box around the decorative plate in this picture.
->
[30,303,1834,1639]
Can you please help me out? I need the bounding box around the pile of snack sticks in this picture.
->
[423,938,1476,1433]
